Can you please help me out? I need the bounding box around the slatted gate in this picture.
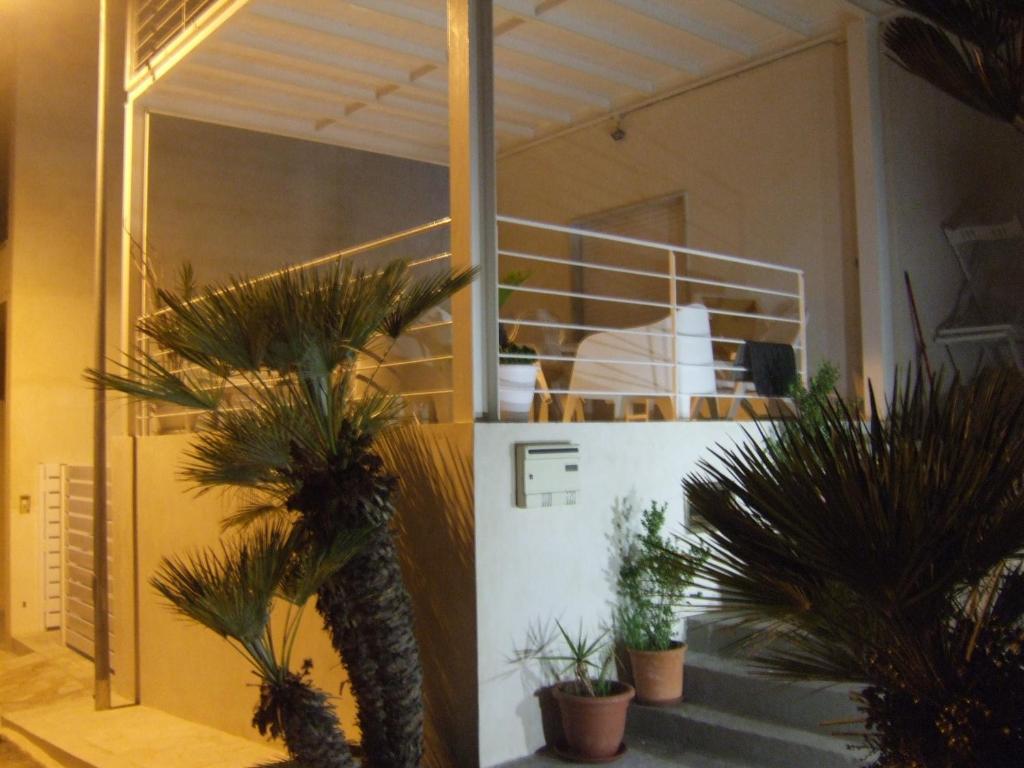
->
[42,463,114,662]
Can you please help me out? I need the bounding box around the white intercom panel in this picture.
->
[515,442,581,508]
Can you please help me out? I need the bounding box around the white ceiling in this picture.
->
[138,0,890,165]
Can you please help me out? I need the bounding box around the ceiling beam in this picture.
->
[496,0,704,75]
[183,58,535,139]
[348,0,654,93]
[191,48,537,137]
[143,89,449,165]
[219,25,570,125]
[725,0,816,37]
[608,0,759,56]
[158,77,452,148]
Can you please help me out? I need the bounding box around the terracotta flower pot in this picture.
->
[552,680,634,761]
[627,642,686,705]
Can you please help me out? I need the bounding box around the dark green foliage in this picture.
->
[786,360,840,431]
[614,500,706,652]
[499,342,537,365]
[676,370,1024,767]
[884,2,1024,133]
[152,524,369,768]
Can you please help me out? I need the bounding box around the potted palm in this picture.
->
[151,523,370,768]
[614,500,706,705]
[543,622,634,762]
[89,259,475,767]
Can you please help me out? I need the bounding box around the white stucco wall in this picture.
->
[473,421,750,767]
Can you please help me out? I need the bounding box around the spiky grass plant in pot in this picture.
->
[152,523,370,768]
[673,370,1024,767]
[541,622,634,762]
[613,499,707,705]
[89,260,475,768]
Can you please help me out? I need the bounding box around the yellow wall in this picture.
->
[497,42,862,395]
[3,1,104,637]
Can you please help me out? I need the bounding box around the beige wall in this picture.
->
[145,115,450,289]
[880,58,1024,372]
[134,424,476,765]
[497,42,862,395]
[3,0,105,637]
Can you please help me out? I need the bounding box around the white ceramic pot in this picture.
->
[498,363,537,422]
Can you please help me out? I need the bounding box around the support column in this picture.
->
[847,18,894,402]
[448,0,498,422]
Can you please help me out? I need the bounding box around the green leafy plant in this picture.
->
[542,622,616,698]
[786,360,840,431]
[499,341,537,366]
[614,500,707,652]
[673,369,1024,767]
[152,523,372,768]
[88,259,476,768]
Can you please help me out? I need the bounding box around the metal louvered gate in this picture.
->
[47,464,114,662]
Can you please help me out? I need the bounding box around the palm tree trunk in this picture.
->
[256,673,356,768]
[317,525,423,768]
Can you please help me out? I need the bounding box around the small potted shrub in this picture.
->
[614,500,706,705]
[543,622,634,762]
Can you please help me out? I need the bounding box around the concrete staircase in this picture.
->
[501,617,870,768]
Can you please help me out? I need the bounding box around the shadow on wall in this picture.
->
[378,425,477,768]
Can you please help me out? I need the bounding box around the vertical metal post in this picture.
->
[668,250,678,415]
[798,272,808,386]
[92,0,112,711]
[448,0,498,421]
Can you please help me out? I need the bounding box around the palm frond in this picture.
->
[885,1,1024,132]
[85,353,222,411]
[678,369,1024,684]
[380,265,478,339]
[277,525,376,607]
[151,522,294,643]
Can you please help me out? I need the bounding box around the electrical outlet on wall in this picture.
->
[18,495,30,515]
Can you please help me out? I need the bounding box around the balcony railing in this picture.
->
[135,218,453,435]
[495,215,806,422]
[132,215,806,433]
[131,0,219,72]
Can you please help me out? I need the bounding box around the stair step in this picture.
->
[497,741,751,768]
[627,701,867,768]
[685,651,859,731]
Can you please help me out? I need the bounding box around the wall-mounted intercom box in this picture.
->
[515,442,581,508]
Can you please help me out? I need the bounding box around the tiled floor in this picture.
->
[0,633,286,768]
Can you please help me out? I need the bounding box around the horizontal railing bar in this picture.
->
[521,388,795,400]
[500,283,670,310]
[146,218,451,318]
[500,353,745,372]
[497,215,804,275]
[500,249,801,299]
[504,318,801,344]
[355,354,453,371]
[499,286,799,325]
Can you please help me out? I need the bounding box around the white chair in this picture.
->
[562,304,717,421]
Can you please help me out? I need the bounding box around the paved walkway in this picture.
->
[0,633,286,768]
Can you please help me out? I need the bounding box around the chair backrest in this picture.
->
[567,304,716,398]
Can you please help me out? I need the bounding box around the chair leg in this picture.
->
[562,395,584,422]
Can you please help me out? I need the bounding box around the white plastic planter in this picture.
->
[499,363,537,422]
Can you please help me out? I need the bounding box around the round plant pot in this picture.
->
[498,363,537,421]
[552,680,634,761]
[627,642,686,705]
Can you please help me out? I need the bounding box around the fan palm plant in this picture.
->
[153,523,370,768]
[884,1,1024,134]
[89,259,476,768]
[677,370,1024,767]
